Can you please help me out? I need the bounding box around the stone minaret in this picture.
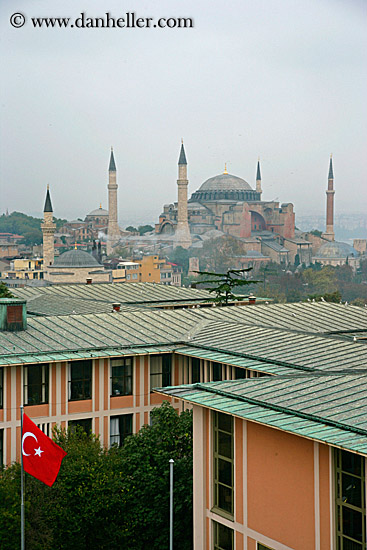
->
[256,158,262,197]
[175,141,192,249]
[322,155,335,241]
[41,185,56,273]
[107,147,120,256]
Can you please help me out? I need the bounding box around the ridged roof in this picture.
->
[156,374,367,455]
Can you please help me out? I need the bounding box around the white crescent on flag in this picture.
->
[22,431,38,456]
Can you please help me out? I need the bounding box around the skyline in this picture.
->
[1,0,366,222]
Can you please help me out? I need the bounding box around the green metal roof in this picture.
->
[155,375,367,455]
[12,282,212,316]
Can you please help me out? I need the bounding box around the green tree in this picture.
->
[196,267,258,305]
[0,404,193,550]
[0,282,13,298]
[138,224,154,235]
[126,226,138,232]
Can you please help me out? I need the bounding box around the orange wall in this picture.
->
[247,422,315,550]
[319,444,331,548]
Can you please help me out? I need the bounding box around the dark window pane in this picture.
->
[342,473,362,508]
[218,484,233,513]
[218,458,232,486]
[218,431,233,459]
[342,507,363,542]
[218,413,232,433]
[342,451,362,477]
[212,363,222,381]
[235,367,246,379]
[214,521,233,550]
[192,358,200,383]
[69,418,92,434]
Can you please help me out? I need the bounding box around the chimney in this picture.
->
[86,278,92,285]
[248,295,256,305]
[0,298,27,331]
[112,303,121,312]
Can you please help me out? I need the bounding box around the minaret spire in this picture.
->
[175,141,192,249]
[41,186,56,276]
[107,147,120,255]
[322,155,335,241]
[256,158,262,197]
[109,147,116,172]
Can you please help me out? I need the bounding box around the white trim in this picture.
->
[314,442,320,550]
[329,446,335,550]
[243,420,247,550]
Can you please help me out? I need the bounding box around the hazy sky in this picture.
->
[1,0,366,226]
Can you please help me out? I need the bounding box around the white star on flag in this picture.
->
[34,447,44,457]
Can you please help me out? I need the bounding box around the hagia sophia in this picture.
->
[37,145,363,283]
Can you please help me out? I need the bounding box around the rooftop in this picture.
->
[155,374,367,456]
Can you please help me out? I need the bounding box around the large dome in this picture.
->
[190,172,259,203]
[87,206,109,217]
[53,249,101,268]
[198,173,253,192]
[315,241,359,259]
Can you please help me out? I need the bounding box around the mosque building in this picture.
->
[156,143,295,246]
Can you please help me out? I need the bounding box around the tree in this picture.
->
[0,282,13,298]
[196,267,258,305]
[0,404,193,550]
[138,225,154,235]
[126,226,138,232]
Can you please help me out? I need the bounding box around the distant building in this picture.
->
[156,144,296,246]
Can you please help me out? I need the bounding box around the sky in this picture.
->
[0,0,366,226]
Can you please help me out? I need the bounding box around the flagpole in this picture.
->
[20,405,25,550]
[169,458,174,550]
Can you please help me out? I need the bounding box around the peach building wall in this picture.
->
[193,410,334,550]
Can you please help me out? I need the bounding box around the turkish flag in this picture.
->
[22,414,67,487]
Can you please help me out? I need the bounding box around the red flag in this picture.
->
[22,414,67,487]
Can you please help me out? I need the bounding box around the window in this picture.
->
[212,363,222,382]
[69,360,92,400]
[0,368,3,409]
[110,414,133,447]
[69,418,92,434]
[213,412,234,517]
[213,521,233,550]
[24,364,49,406]
[192,358,200,383]
[110,357,133,396]
[234,367,246,379]
[336,449,366,548]
[150,355,172,391]
[258,544,275,550]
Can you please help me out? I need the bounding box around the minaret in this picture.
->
[107,147,120,256]
[175,141,192,249]
[322,155,335,241]
[256,158,262,197]
[41,185,56,272]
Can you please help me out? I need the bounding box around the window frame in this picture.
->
[68,360,92,401]
[212,520,234,550]
[335,448,366,549]
[110,414,133,447]
[68,418,92,434]
[110,357,133,397]
[212,411,234,519]
[24,364,49,406]
[150,354,172,392]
